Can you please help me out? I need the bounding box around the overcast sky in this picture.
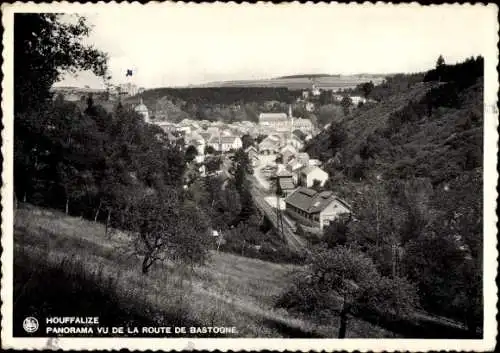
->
[54,3,495,88]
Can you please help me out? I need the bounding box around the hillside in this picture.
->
[13,204,394,338]
[190,74,385,90]
[300,57,483,334]
[275,74,341,79]
[307,80,438,163]
[307,59,483,186]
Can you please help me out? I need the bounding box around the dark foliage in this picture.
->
[137,86,299,107]
[14,13,209,275]
[289,57,484,337]
[14,14,108,114]
[424,56,483,88]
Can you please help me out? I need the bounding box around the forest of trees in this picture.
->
[14,13,210,275]
[285,56,484,338]
[139,86,300,108]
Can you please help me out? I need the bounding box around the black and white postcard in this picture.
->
[1,2,498,351]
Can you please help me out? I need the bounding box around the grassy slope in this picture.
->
[342,82,438,155]
[14,204,394,338]
[309,77,482,185]
[309,82,437,161]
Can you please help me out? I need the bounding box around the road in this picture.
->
[248,175,309,254]
[220,153,308,254]
[218,156,469,336]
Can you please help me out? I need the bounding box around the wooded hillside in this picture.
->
[293,57,484,337]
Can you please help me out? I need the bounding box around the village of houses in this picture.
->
[130,87,354,235]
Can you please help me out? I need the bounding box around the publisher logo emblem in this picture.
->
[23,317,39,333]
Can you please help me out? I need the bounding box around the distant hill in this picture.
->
[275,74,341,79]
[190,74,386,90]
[306,57,483,186]
[51,86,105,94]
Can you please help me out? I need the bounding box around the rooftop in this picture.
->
[301,165,327,176]
[285,187,351,214]
[279,177,295,191]
[134,103,148,112]
[200,132,213,141]
[259,113,288,122]
[221,136,238,144]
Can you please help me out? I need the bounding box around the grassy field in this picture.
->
[193,75,386,90]
[13,204,395,338]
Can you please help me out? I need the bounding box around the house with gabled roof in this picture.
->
[221,136,242,151]
[245,146,260,167]
[258,135,282,155]
[287,134,304,150]
[199,132,213,143]
[299,165,328,188]
[280,145,298,164]
[285,187,351,230]
[293,118,315,134]
[296,152,310,166]
[208,134,242,152]
[286,157,304,185]
[275,169,295,196]
[259,113,289,130]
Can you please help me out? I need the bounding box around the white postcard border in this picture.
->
[1,2,498,351]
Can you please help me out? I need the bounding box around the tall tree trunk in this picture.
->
[375,200,380,247]
[65,197,69,215]
[142,255,153,275]
[338,309,348,338]
[105,209,111,237]
[392,244,397,279]
[338,301,350,339]
[94,200,102,222]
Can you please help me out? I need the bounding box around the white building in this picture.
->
[221,136,242,151]
[350,96,367,106]
[285,188,351,230]
[259,113,289,131]
[245,146,260,167]
[295,118,314,134]
[311,84,321,96]
[299,166,328,188]
[134,98,150,123]
[259,135,282,155]
[208,135,242,152]
[305,102,315,112]
[119,83,139,96]
[195,155,206,164]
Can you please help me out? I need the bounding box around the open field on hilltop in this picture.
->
[194,75,386,90]
[12,204,396,338]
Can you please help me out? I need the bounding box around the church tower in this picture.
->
[288,104,294,141]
